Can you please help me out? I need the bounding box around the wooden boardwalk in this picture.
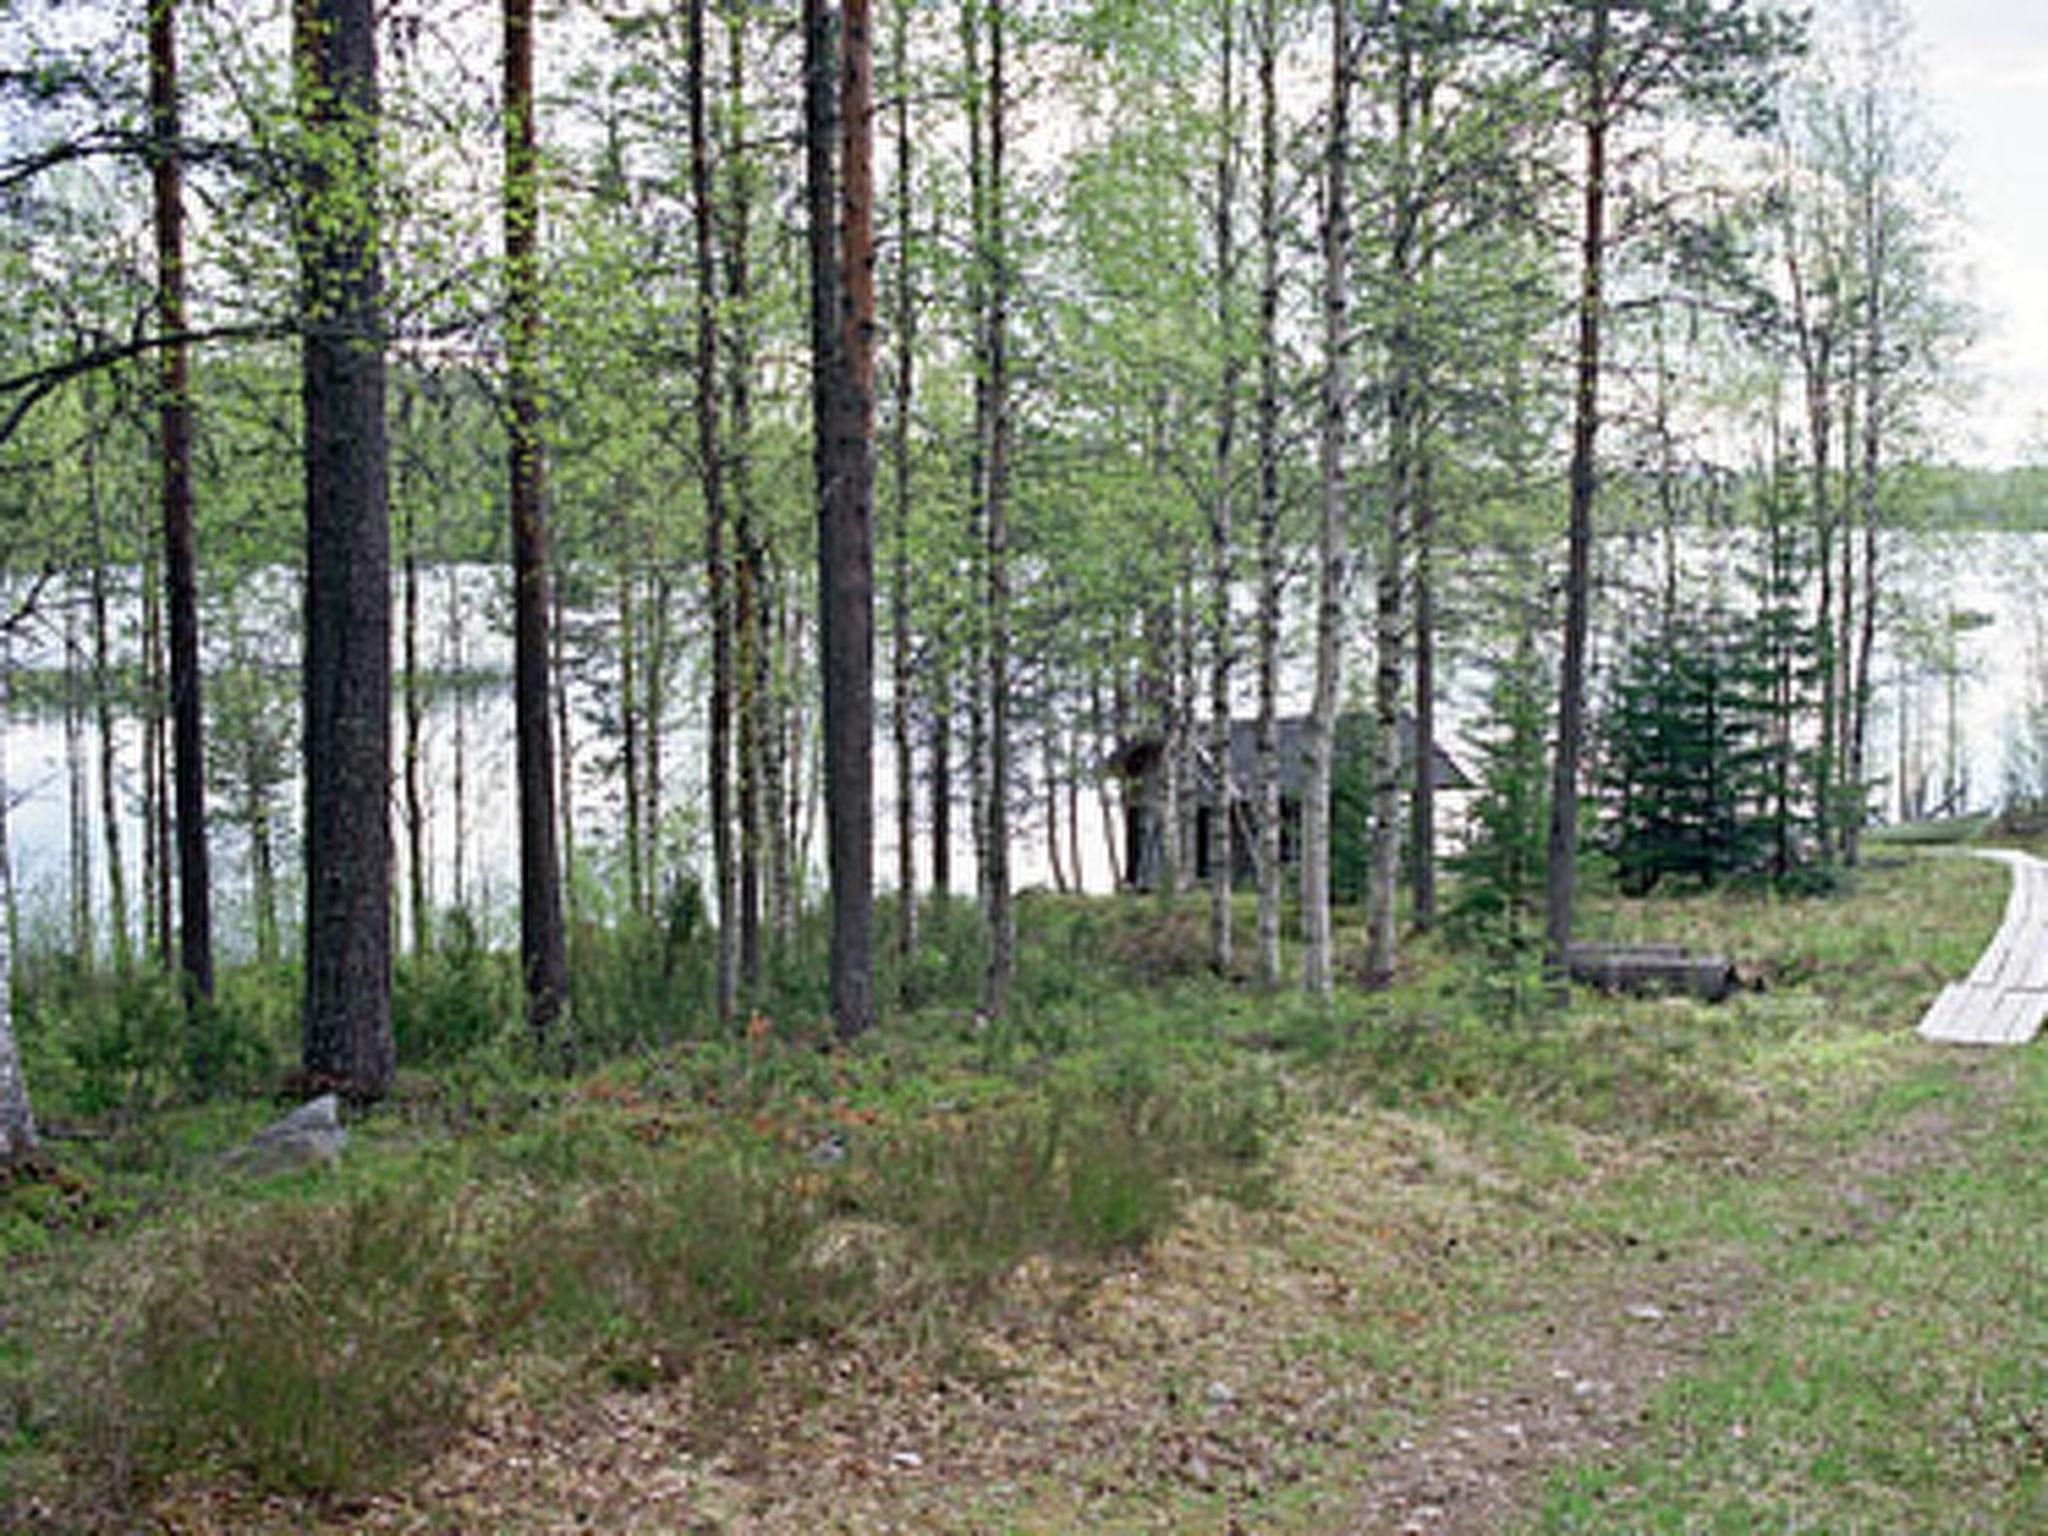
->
[1917,849,2048,1046]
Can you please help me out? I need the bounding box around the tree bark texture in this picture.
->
[982,0,1014,1017]
[808,0,878,1040]
[1303,0,1350,1002]
[1366,25,1420,991]
[1543,0,1608,991]
[1208,0,1238,976]
[504,0,568,1047]
[890,0,919,973]
[1254,0,1282,987]
[690,0,737,1021]
[297,0,394,1098]
[152,0,214,1009]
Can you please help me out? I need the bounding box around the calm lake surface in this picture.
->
[3,532,2040,957]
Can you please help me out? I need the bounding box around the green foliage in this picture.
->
[129,1180,479,1497]
[394,908,520,1064]
[1445,637,1551,982]
[1599,612,1776,894]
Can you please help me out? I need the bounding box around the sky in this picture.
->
[1904,0,2048,465]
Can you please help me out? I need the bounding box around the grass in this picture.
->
[1527,1048,2048,1533]
[0,851,2030,1531]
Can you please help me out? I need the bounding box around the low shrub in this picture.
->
[127,1179,480,1497]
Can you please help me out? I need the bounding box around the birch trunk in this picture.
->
[1253,0,1282,986]
[1302,0,1350,1002]
[1208,0,1238,974]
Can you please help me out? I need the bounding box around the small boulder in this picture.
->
[226,1093,348,1177]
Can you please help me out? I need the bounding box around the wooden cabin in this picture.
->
[1107,713,1472,893]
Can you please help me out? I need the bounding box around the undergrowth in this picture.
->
[0,854,2011,1529]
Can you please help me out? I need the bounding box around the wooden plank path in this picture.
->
[1917,849,2048,1046]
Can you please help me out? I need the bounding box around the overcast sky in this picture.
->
[1903,0,2048,465]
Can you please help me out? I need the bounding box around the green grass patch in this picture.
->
[1527,1051,2048,1532]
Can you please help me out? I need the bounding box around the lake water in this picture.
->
[3,532,2041,959]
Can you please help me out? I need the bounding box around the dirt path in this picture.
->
[1346,1053,2013,1534]
[269,1048,2017,1536]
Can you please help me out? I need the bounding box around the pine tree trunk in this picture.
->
[1302,0,1350,1002]
[808,0,878,1040]
[298,0,395,1098]
[1543,0,1609,992]
[152,0,213,1008]
[723,3,766,989]
[1254,0,1282,986]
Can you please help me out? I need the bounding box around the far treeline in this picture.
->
[0,0,1985,1156]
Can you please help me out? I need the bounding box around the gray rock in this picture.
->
[227,1093,348,1177]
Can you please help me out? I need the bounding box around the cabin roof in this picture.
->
[1108,712,1472,795]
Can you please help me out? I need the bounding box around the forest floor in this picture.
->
[10,851,2048,1534]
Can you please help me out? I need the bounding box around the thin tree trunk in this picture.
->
[504,0,568,1047]
[152,0,213,1009]
[808,0,878,1039]
[1303,0,1350,1002]
[890,0,918,973]
[1543,0,1609,992]
[963,0,991,926]
[931,684,952,898]
[1409,436,1437,928]
[692,0,736,1021]
[1787,239,1835,857]
[552,462,576,914]
[724,2,766,989]
[0,641,36,1169]
[769,585,796,947]
[298,0,394,1098]
[982,0,1013,1017]
[65,602,91,961]
[1208,0,1238,974]
[1848,313,1880,864]
[620,567,643,914]
[402,465,428,957]
[1045,726,1067,894]
[1367,22,1419,989]
[1836,383,1856,850]
[1254,0,1281,986]
[1846,142,1885,865]
[645,570,670,902]
[147,559,171,967]
[86,447,130,972]
[1069,741,1087,894]
[1092,679,1123,889]
[448,565,469,912]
